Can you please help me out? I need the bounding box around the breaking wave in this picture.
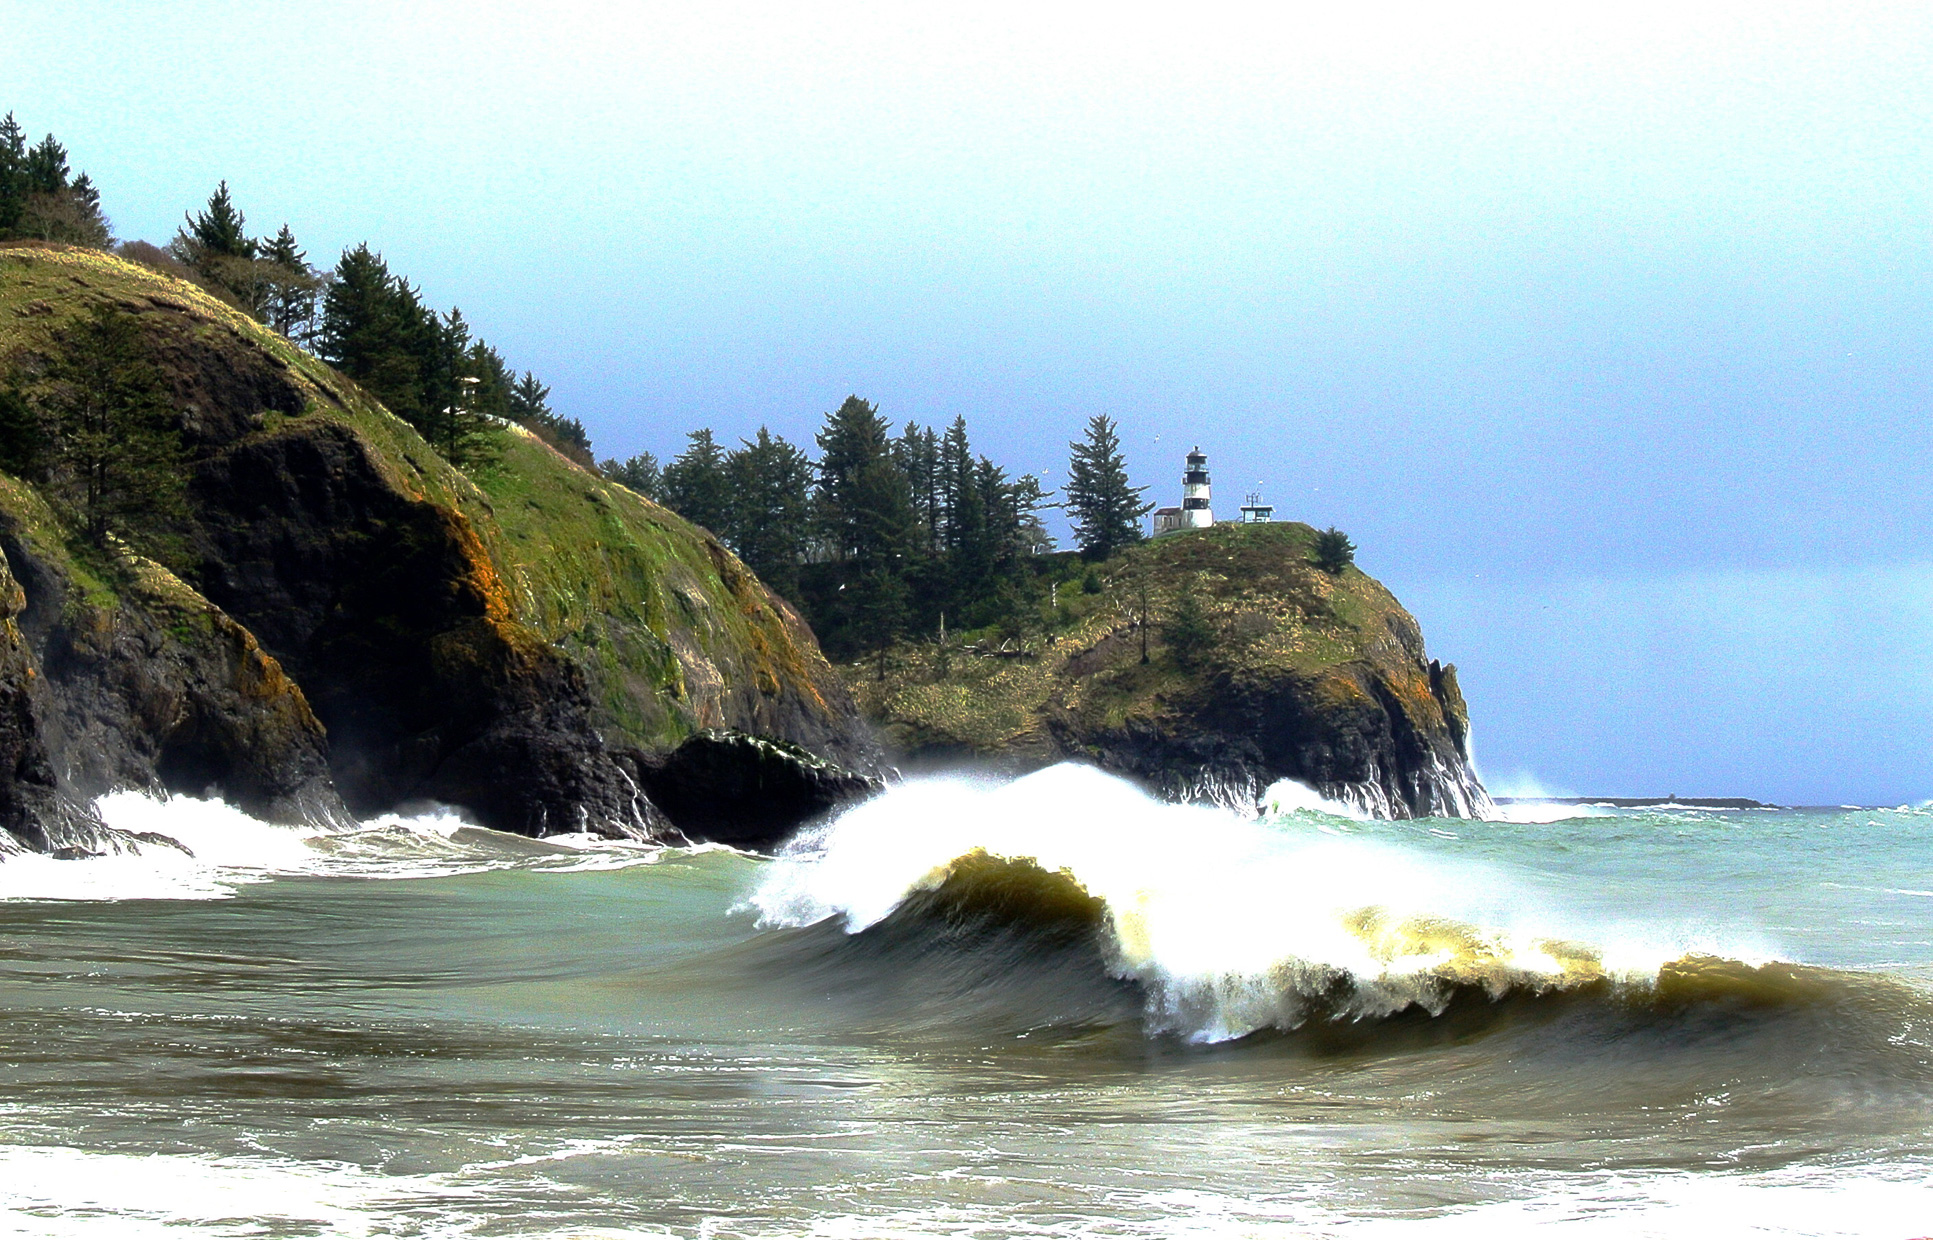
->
[748,765,1900,1045]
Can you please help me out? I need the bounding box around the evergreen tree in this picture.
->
[893,422,941,553]
[35,304,187,558]
[1008,471,1056,557]
[260,223,321,340]
[1064,414,1150,560]
[171,182,269,315]
[600,451,662,499]
[937,416,973,556]
[505,369,592,464]
[724,427,812,599]
[183,180,253,258]
[0,124,109,247]
[23,135,67,195]
[508,371,550,424]
[661,429,731,535]
[0,114,25,234]
[814,396,898,562]
[852,564,909,679]
[1312,527,1356,575]
[0,385,45,479]
[1162,583,1216,669]
[319,244,433,425]
[53,172,112,247]
[418,308,500,468]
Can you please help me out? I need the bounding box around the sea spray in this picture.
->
[750,763,1765,1041]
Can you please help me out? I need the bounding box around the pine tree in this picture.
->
[0,114,26,235]
[0,385,45,479]
[814,395,897,562]
[1163,583,1216,669]
[725,427,813,598]
[319,244,431,425]
[505,370,593,464]
[893,422,941,553]
[0,126,109,247]
[183,180,253,258]
[35,304,188,558]
[1064,414,1150,560]
[260,224,321,339]
[419,308,499,468]
[1312,527,1356,575]
[662,429,731,535]
[508,371,551,423]
[170,182,266,314]
[23,135,67,195]
[58,172,111,247]
[600,452,662,499]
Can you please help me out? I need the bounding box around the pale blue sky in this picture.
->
[11,1,1931,801]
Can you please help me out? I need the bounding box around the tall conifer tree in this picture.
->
[725,427,813,599]
[1064,414,1150,560]
[662,429,732,535]
[0,114,26,234]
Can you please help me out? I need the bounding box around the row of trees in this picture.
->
[0,121,588,477]
[148,184,592,470]
[0,115,111,247]
[605,402,1153,659]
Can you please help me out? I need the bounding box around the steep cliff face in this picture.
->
[0,475,341,852]
[0,244,872,847]
[850,522,1493,819]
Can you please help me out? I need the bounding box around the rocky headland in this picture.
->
[0,243,1487,867]
[846,521,1493,819]
[0,244,877,856]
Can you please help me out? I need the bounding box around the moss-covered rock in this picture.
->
[847,522,1492,818]
[0,243,871,844]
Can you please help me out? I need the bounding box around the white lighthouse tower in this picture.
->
[1181,446,1214,529]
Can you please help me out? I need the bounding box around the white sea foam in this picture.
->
[0,791,667,903]
[1258,777,1364,820]
[1487,800,1614,824]
[0,1139,1922,1239]
[750,764,1765,1042]
[0,1144,484,1239]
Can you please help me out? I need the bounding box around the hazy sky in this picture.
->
[11,2,1932,802]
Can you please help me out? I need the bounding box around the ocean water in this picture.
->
[1,765,1930,1237]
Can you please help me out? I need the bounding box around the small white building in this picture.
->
[1153,447,1215,536]
[1239,492,1274,523]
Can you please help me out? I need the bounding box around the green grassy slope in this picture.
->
[848,520,1468,768]
[0,243,859,759]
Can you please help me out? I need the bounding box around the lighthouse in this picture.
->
[1181,446,1214,529]
[1152,446,1217,536]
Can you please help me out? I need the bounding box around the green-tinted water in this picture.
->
[1,770,1930,1236]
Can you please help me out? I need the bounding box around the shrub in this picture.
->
[1163,585,1216,669]
[1312,527,1356,575]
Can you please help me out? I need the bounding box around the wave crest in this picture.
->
[750,764,1790,1043]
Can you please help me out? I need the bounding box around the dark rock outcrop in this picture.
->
[186,420,654,836]
[631,729,881,851]
[0,478,345,851]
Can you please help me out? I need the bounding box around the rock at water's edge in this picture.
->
[631,729,882,851]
